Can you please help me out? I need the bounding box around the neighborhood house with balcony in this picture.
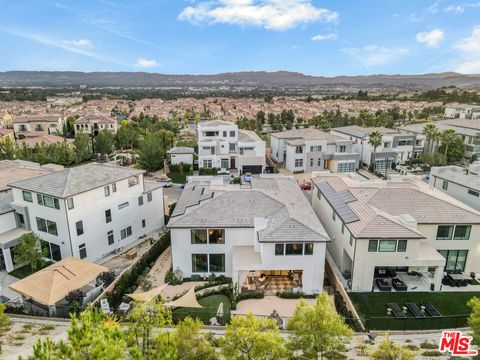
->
[197,120,266,174]
[168,175,329,294]
[270,128,360,173]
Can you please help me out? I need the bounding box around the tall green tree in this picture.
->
[115,123,139,150]
[73,133,93,164]
[288,292,353,360]
[439,129,459,157]
[220,313,286,360]
[126,299,174,359]
[368,130,384,175]
[0,137,16,160]
[28,307,128,360]
[139,130,174,172]
[422,122,439,153]
[14,233,47,272]
[94,130,115,155]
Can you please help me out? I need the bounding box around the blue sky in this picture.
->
[0,0,479,75]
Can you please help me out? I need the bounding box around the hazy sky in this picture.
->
[0,0,479,75]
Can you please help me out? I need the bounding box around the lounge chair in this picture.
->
[392,278,407,291]
[406,303,425,318]
[421,302,442,318]
[375,279,391,291]
[387,303,406,319]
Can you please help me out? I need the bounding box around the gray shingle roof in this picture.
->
[431,166,480,191]
[8,163,144,198]
[270,128,341,141]
[168,177,330,243]
[169,147,194,154]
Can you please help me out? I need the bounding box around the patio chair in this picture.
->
[392,278,407,291]
[421,302,442,317]
[209,317,220,326]
[100,299,112,315]
[406,303,425,318]
[387,303,406,319]
[375,279,391,292]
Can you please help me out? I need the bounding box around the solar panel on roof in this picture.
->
[317,182,359,224]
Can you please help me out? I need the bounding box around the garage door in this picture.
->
[242,165,262,174]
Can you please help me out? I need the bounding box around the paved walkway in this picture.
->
[232,296,316,317]
[132,246,206,300]
[0,271,21,300]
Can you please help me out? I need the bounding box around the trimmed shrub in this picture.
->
[199,167,218,175]
[236,291,264,301]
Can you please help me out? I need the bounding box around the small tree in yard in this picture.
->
[15,233,46,272]
[288,291,353,360]
[220,313,286,360]
[370,334,414,360]
[172,316,218,360]
[368,130,383,175]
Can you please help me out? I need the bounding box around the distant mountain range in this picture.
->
[1,71,480,90]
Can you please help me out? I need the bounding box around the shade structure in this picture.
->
[165,286,203,308]
[9,257,108,306]
[127,283,169,302]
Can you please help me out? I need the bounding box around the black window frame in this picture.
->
[208,229,225,244]
[191,229,208,244]
[105,209,112,223]
[192,254,208,273]
[79,244,87,259]
[107,230,114,245]
[304,243,314,255]
[285,243,303,256]
[22,191,33,202]
[75,221,84,236]
[397,239,407,252]
[275,243,284,256]
[368,240,378,252]
[209,254,225,272]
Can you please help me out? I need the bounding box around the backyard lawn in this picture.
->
[172,294,231,325]
[9,261,53,279]
[349,292,480,330]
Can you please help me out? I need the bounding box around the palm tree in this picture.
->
[368,130,383,175]
[422,123,439,153]
[440,129,458,157]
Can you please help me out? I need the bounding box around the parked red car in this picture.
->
[299,182,312,190]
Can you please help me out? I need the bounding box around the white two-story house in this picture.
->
[168,175,329,294]
[13,114,64,135]
[270,129,360,173]
[311,174,480,292]
[3,163,164,270]
[198,120,266,174]
[331,126,425,172]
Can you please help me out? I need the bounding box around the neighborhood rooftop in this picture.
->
[270,128,343,142]
[8,163,144,198]
[169,176,329,243]
[313,174,480,238]
[430,166,480,192]
[0,160,63,193]
[333,125,411,138]
[168,146,195,154]
[238,129,263,142]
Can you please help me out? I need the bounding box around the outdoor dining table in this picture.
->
[448,273,471,281]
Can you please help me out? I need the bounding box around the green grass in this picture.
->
[349,292,480,330]
[168,172,189,184]
[172,295,231,325]
[9,261,52,279]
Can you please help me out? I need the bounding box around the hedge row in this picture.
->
[107,232,171,307]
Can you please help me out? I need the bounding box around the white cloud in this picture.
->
[445,2,480,13]
[427,2,440,13]
[416,29,444,48]
[178,0,339,31]
[454,25,480,73]
[455,25,480,55]
[311,33,337,41]
[134,58,161,69]
[342,45,409,68]
[62,38,94,48]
